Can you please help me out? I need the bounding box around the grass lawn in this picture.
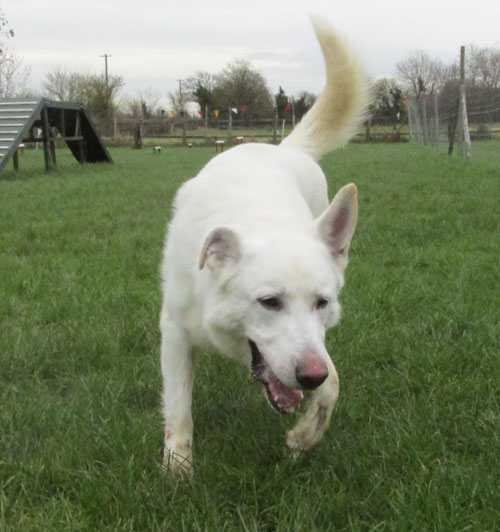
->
[1,142,499,531]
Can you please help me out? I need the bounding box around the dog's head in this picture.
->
[199,184,357,413]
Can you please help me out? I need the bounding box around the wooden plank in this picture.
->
[61,108,66,138]
[78,139,85,163]
[77,107,112,163]
[44,100,82,111]
[22,136,84,143]
[0,108,37,112]
[75,112,80,137]
[42,106,51,171]
[0,98,45,174]
[0,101,39,106]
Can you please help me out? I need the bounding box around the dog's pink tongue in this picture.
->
[268,373,303,413]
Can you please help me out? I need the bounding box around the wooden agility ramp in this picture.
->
[0,98,113,174]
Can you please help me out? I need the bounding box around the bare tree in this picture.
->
[0,47,31,98]
[396,50,448,96]
[466,44,500,88]
[44,68,124,123]
[123,96,142,118]
[0,7,14,55]
[168,88,187,114]
[136,86,162,117]
[44,68,83,101]
[123,88,162,118]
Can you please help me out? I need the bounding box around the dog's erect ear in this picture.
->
[199,227,242,273]
[315,183,358,264]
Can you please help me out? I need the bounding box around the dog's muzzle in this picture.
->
[249,339,304,414]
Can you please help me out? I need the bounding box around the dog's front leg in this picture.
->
[286,357,339,455]
[160,312,196,473]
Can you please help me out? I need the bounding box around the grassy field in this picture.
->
[1,142,499,531]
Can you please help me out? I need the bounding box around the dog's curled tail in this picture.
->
[281,16,371,161]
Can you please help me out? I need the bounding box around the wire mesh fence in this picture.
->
[408,84,500,155]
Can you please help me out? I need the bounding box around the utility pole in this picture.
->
[101,54,111,87]
[177,79,186,146]
[176,79,184,106]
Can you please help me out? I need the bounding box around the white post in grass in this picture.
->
[408,98,414,141]
[420,94,428,145]
[433,93,439,147]
[205,105,209,144]
[457,46,472,158]
[457,86,472,158]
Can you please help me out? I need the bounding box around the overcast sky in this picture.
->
[4,0,500,106]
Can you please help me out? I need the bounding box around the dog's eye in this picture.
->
[258,297,283,311]
[316,297,329,310]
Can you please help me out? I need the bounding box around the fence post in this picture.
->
[433,93,439,147]
[42,106,51,170]
[133,120,142,149]
[365,119,372,142]
[407,98,414,141]
[457,46,472,158]
[409,98,423,143]
[182,113,187,146]
[204,105,209,145]
[420,94,429,145]
[457,85,472,158]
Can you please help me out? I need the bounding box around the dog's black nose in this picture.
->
[295,358,328,390]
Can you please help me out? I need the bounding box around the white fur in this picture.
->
[160,17,368,473]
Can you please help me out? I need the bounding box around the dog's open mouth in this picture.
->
[249,339,303,414]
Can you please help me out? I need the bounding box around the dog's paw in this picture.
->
[162,451,193,476]
[285,403,332,456]
[162,441,193,476]
[285,429,304,460]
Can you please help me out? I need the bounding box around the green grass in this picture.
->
[1,142,499,531]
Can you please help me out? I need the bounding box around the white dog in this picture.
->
[160,17,369,472]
